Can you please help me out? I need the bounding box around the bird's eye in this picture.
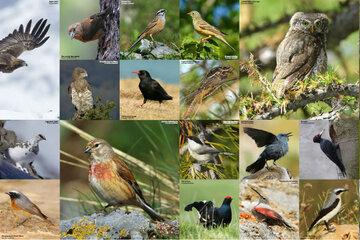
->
[94,143,100,148]
[302,20,309,26]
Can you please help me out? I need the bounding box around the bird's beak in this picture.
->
[41,136,47,140]
[343,189,348,192]
[319,129,325,136]
[132,70,140,75]
[5,192,9,196]
[69,30,75,39]
[286,132,292,137]
[187,12,191,15]
[309,25,315,33]
[22,62,28,67]
[84,147,91,154]
[82,73,88,78]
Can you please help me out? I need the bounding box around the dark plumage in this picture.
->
[132,70,173,106]
[313,128,346,177]
[0,19,50,73]
[184,196,232,228]
[244,127,292,174]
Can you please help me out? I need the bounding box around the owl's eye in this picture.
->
[302,20,310,26]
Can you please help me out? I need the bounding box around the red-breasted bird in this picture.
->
[184,196,232,228]
[5,190,53,225]
[250,187,294,230]
[68,7,112,43]
[84,138,164,221]
[132,70,173,106]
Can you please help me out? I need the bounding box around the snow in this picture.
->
[0,0,59,120]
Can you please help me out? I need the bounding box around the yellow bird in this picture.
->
[187,11,235,51]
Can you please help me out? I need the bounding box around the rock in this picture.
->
[125,39,179,59]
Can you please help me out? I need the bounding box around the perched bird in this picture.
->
[183,66,234,118]
[68,67,94,115]
[313,128,346,178]
[0,19,50,73]
[184,196,232,228]
[187,11,235,51]
[68,7,112,42]
[5,190,52,225]
[85,138,164,221]
[128,9,166,52]
[272,12,329,97]
[250,187,294,230]
[187,136,222,164]
[132,70,173,106]
[6,134,46,177]
[308,188,347,232]
[244,127,292,174]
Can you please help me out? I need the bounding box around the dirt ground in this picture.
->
[0,180,59,239]
[120,79,179,120]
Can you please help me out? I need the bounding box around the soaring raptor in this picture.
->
[68,67,94,115]
[0,19,50,73]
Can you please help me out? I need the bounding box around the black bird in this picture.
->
[184,196,232,228]
[313,128,346,177]
[244,127,292,174]
[132,70,173,106]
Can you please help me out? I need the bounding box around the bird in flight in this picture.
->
[0,19,50,73]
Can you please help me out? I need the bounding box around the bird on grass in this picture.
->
[184,196,232,228]
[244,127,292,174]
[132,70,173,106]
[127,9,166,53]
[313,128,346,178]
[308,188,347,233]
[85,138,164,221]
[187,11,235,51]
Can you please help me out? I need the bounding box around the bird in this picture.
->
[84,138,164,221]
[127,9,166,52]
[183,66,234,118]
[308,188,347,232]
[187,136,222,164]
[68,67,94,116]
[132,70,173,106]
[313,128,346,178]
[5,190,52,225]
[187,11,235,51]
[6,134,46,177]
[272,12,329,98]
[184,196,232,228]
[68,7,112,43]
[244,127,292,174]
[0,18,50,73]
[250,187,294,230]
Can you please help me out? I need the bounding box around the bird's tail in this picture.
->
[282,219,295,231]
[308,219,319,232]
[246,157,266,174]
[163,94,173,100]
[217,35,236,52]
[139,199,165,222]
[338,161,347,178]
[184,203,194,211]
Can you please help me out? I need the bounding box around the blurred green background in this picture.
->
[180,180,239,239]
[60,120,179,220]
[240,120,299,179]
[180,60,239,120]
[240,0,359,119]
[179,0,239,59]
[60,0,99,59]
[180,121,239,179]
[299,180,359,238]
[120,0,179,52]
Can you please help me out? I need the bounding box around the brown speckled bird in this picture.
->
[84,138,165,221]
[187,11,235,51]
[68,7,112,42]
[68,67,94,115]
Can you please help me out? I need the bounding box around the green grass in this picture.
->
[180,221,238,240]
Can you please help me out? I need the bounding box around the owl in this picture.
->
[68,67,94,115]
[272,12,329,98]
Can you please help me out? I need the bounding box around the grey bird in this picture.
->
[244,127,292,174]
[308,188,347,232]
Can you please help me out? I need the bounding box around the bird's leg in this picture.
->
[150,35,157,47]
[16,217,29,226]
[324,221,336,232]
[140,99,146,107]
[201,36,211,43]
[265,161,270,169]
[273,160,277,166]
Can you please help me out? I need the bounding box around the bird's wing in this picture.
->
[0,19,50,58]
[197,19,225,36]
[138,17,159,38]
[196,144,220,155]
[243,127,277,147]
[273,32,318,81]
[329,124,337,144]
[114,156,147,202]
[68,83,72,100]
[151,80,170,96]
[310,198,339,229]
